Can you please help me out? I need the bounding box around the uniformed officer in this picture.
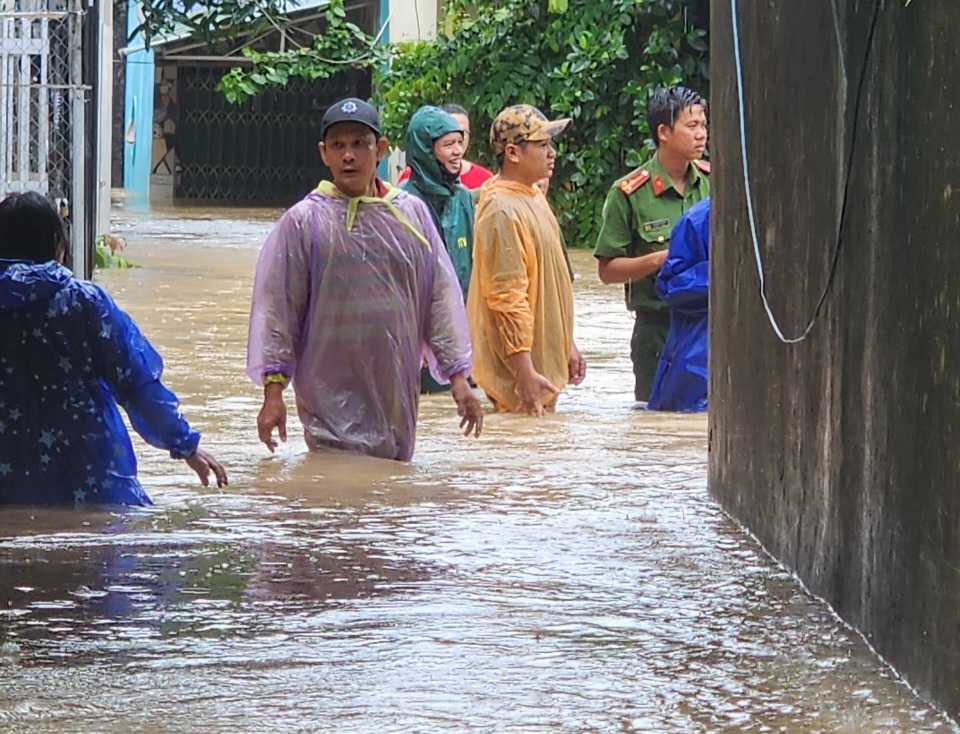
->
[594,86,710,402]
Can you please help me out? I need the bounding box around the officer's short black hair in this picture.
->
[441,103,469,118]
[0,192,66,263]
[646,86,706,148]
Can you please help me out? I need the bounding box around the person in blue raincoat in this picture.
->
[0,192,228,506]
[646,197,710,412]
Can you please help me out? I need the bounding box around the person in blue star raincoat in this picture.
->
[646,197,710,412]
[0,192,227,505]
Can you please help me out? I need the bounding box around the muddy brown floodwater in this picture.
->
[0,206,956,734]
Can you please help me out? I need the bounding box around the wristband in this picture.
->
[264,373,288,388]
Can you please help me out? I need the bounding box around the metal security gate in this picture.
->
[0,0,85,266]
[176,65,371,206]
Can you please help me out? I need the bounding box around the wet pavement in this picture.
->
[0,207,956,733]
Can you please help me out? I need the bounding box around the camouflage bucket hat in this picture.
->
[489,104,571,156]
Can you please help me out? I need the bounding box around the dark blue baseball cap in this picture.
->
[321,98,382,139]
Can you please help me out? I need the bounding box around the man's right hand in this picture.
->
[514,367,560,417]
[257,383,287,452]
[508,352,559,417]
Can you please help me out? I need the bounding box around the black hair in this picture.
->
[441,103,469,118]
[0,192,67,263]
[646,86,707,148]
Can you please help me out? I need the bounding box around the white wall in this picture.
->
[383,0,443,181]
[386,0,440,43]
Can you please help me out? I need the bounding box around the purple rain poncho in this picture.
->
[246,181,472,461]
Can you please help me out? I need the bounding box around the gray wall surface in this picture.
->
[709,0,960,716]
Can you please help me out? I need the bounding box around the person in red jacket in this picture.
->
[397,104,494,190]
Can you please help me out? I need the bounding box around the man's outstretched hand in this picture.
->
[450,373,483,437]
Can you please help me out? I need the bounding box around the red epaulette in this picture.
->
[618,169,651,195]
[693,159,711,174]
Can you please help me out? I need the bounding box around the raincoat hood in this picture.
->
[405,106,463,199]
[0,259,71,311]
[312,180,430,249]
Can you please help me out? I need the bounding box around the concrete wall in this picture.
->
[709,0,960,716]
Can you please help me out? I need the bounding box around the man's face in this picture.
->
[507,138,556,185]
[433,131,465,176]
[450,112,471,155]
[318,122,387,197]
[658,104,708,160]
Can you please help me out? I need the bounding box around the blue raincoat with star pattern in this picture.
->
[0,260,200,505]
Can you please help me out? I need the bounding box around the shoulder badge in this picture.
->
[693,159,711,175]
[618,169,651,196]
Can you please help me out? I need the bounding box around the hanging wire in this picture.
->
[729,0,883,344]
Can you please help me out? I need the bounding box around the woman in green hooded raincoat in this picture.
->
[402,106,476,393]
[402,106,475,299]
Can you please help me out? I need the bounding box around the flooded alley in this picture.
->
[0,208,956,734]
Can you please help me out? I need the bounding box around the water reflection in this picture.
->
[0,207,955,733]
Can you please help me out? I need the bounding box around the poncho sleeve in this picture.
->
[655,199,711,316]
[410,197,472,380]
[86,285,200,459]
[473,203,535,356]
[246,205,313,384]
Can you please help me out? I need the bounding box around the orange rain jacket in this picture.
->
[466,179,574,412]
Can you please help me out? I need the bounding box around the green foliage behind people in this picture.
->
[139,0,708,248]
[378,0,708,246]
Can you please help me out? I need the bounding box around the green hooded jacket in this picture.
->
[401,106,474,298]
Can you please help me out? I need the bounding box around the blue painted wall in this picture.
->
[122,1,154,209]
[376,0,389,179]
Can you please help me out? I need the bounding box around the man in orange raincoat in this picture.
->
[466,104,586,416]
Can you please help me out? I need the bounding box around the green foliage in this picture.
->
[217,0,386,104]
[130,0,300,48]
[95,235,135,269]
[377,0,708,247]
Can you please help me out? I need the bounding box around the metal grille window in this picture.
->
[0,0,85,259]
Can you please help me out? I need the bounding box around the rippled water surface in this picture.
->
[0,207,955,733]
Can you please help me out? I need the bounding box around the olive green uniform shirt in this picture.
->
[593,153,710,313]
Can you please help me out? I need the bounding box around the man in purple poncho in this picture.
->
[247,98,483,461]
